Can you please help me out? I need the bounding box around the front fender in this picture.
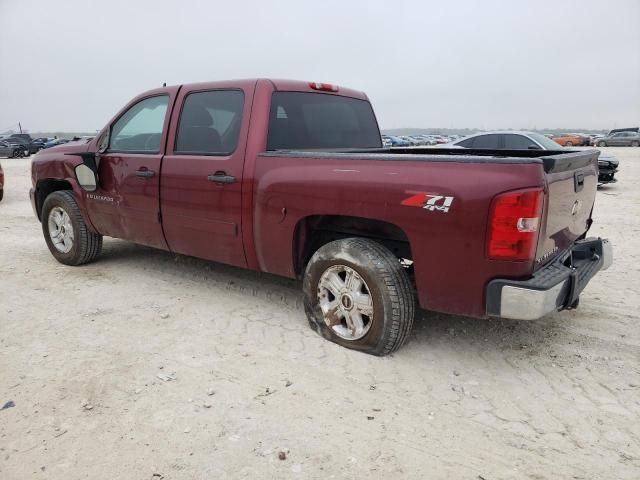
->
[32,150,99,234]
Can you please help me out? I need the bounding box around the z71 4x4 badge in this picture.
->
[401,192,455,213]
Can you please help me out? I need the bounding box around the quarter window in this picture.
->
[471,134,501,149]
[504,134,539,149]
[110,95,169,153]
[175,90,244,155]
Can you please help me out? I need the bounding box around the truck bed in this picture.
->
[262,147,599,173]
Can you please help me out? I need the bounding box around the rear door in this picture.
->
[160,83,254,267]
[609,133,625,146]
[87,91,177,249]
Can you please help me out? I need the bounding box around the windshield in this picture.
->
[529,133,563,150]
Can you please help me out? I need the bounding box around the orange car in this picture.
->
[552,134,585,147]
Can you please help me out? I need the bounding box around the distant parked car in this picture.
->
[597,154,619,184]
[381,136,393,148]
[31,137,52,150]
[595,131,640,147]
[453,131,618,185]
[4,134,43,155]
[452,131,563,150]
[0,140,26,158]
[552,133,586,147]
[607,127,638,136]
[386,135,411,147]
[43,138,71,149]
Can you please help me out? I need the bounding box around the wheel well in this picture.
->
[293,215,413,277]
[35,179,72,220]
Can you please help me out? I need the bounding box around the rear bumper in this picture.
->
[486,238,612,320]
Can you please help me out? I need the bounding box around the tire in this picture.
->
[597,141,606,147]
[0,189,3,202]
[565,141,573,147]
[632,141,639,147]
[303,238,415,356]
[41,190,102,266]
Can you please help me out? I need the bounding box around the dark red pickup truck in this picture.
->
[30,79,612,355]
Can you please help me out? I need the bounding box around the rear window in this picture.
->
[267,92,381,150]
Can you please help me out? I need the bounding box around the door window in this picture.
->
[110,95,169,153]
[175,90,245,155]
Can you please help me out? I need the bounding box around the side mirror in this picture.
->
[75,164,98,192]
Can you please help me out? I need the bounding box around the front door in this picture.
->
[160,84,252,267]
[86,92,176,249]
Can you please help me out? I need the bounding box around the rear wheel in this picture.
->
[42,191,102,265]
[565,141,573,147]
[303,238,415,356]
[631,141,639,147]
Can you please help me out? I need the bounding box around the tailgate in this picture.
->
[535,150,599,269]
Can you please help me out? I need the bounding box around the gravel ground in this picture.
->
[0,148,638,479]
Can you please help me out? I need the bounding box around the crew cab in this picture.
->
[30,79,612,355]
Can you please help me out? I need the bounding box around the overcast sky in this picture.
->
[0,0,638,132]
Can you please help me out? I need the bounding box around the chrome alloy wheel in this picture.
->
[48,206,74,253]
[317,265,374,340]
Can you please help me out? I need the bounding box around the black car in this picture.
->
[597,155,619,185]
[0,140,26,158]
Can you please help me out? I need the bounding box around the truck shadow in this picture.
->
[98,239,571,356]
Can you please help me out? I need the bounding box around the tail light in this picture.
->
[309,82,339,92]
[488,188,544,261]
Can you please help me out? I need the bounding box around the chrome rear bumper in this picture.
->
[486,238,612,320]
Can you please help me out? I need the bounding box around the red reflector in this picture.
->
[309,82,339,92]
[488,188,543,261]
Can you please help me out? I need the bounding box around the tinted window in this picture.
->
[456,137,474,148]
[471,134,501,148]
[267,92,381,150]
[176,90,244,155]
[528,132,563,150]
[110,95,168,153]
[504,134,539,149]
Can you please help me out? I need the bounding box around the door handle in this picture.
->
[207,173,236,184]
[135,168,155,178]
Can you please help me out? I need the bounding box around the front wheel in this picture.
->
[303,238,415,356]
[41,191,103,265]
[565,141,573,146]
[631,141,639,147]
[597,141,606,147]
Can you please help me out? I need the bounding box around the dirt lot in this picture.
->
[0,148,638,479]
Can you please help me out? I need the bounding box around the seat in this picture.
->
[177,104,222,153]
